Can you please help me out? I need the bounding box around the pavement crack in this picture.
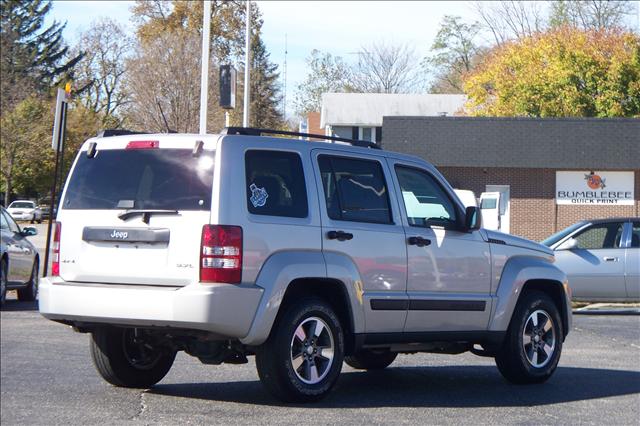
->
[130,389,149,421]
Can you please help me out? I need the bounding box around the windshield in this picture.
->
[541,222,585,247]
[62,149,214,210]
[9,202,34,209]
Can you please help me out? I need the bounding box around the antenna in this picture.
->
[282,33,287,120]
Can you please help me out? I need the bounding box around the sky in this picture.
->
[48,0,640,116]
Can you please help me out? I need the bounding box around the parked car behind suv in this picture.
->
[7,200,42,223]
[542,218,639,302]
[39,128,571,402]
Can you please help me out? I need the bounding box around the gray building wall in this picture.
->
[381,117,640,169]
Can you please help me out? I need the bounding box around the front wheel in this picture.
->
[495,291,563,384]
[255,298,344,402]
[90,327,176,388]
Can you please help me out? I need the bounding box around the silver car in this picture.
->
[542,218,640,302]
[1,206,40,305]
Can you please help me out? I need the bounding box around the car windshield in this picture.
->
[541,222,585,247]
[9,202,34,209]
[62,148,214,211]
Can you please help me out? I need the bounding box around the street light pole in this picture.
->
[199,0,212,134]
[243,0,250,127]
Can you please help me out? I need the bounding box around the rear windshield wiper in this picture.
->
[118,209,179,224]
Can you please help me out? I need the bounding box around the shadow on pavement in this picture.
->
[149,365,640,407]
[0,299,38,312]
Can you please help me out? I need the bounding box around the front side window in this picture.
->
[573,222,624,250]
[63,149,214,210]
[395,166,457,228]
[318,155,392,224]
[245,150,308,218]
[2,210,20,233]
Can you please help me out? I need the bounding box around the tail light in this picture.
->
[52,222,61,276]
[200,225,242,284]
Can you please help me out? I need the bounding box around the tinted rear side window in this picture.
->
[63,149,214,210]
[245,150,308,218]
[318,155,392,224]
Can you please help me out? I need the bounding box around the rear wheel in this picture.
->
[345,349,397,370]
[255,298,344,402]
[495,291,563,384]
[17,260,38,302]
[90,327,176,388]
[0,258,7,306]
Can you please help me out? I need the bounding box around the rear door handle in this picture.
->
[327,230,353,241]
[408,236,431,247]
[603,257,619,262]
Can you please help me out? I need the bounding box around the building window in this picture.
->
[359,127,375,142]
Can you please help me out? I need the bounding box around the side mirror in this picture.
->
[21,227,38,236]
[557,238,577,251]
[464,206,481,232]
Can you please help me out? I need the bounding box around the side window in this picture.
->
[318,155,392,224]
[631,222,639,248]
[395,166,457,227]
[573,222,625,250]
[245,150,308,218]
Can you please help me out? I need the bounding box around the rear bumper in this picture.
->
[39,277,263,338]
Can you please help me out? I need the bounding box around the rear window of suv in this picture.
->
[62,149,214,210]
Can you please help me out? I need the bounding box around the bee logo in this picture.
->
[584,172,606,190]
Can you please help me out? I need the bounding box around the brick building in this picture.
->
[382,117,639,242]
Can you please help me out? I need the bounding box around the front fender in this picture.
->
[489,256,570,332]
[239,250,365,346]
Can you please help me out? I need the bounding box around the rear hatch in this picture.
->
[57,137,216,286]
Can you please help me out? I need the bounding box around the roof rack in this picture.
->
[221,127,382,150]
[96,129,147,138]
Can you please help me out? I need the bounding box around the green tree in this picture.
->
[0,97,101,204]
[464,27,640,117]
[424,15,483,93]
[293,50,351,116]
[0,0,82,111]
[249,32,283,129]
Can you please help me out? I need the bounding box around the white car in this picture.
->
[7,200,42,223]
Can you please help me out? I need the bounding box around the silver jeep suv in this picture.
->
[39,127,571,402]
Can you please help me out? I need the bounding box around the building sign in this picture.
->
[556,171,634,205]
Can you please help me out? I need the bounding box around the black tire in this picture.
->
[345,349,397,370]
[255,297,344,402]
[17,259,38,302]
[0,258,7,306]
[90,327,176,388]
[495,291,563,384]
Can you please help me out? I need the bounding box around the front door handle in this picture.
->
[603,257,619,262]
[327,230,353,241]
[408,236,431,247]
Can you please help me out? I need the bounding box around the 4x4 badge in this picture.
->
[249,183,268,207]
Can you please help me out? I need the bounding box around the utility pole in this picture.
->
[199,0,212,134]
[243,0,251,127]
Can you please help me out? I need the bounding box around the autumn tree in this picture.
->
[424,15,483,93]
[293,50,351,116]
[0,0,82,111]
[71,18,134,127]
[464,27,640,117]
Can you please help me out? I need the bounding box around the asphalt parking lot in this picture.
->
[3,223,639,425]
[1,298,639,425]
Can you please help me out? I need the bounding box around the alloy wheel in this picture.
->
[522,309,556,368]
[290,317,335,384]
